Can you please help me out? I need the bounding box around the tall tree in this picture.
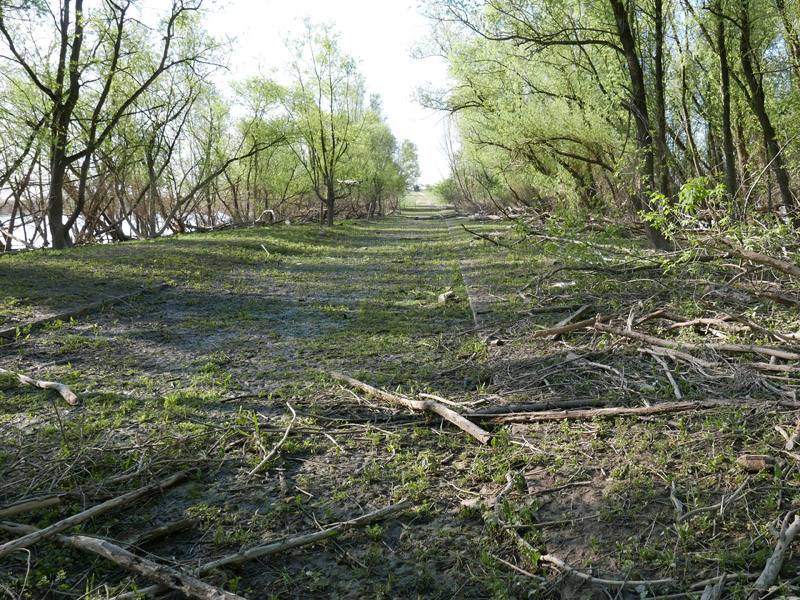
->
[283,20,367,227]
[0,0,218,248]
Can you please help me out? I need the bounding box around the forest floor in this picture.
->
[2,192,800,599]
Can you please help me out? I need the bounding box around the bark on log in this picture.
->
[0,367,78,405]
[0,522,243,600]
[329,371,493,445]
[0,471,188,559]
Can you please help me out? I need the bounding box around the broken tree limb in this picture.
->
[547,305,592,340]
[248,403,297,476]
[676,477,750,523]
[530,314,614,339]
[202,498,413,571]
[0,367,78,405]
[595,322,800,361]
[506,525,676,588]
[112,500,414,600]
[0,470,188,560]
[462,224,506,247]
[329,371,492,445]
[467,398,602,416]
[0,495,65,520]
[0,228,36,250]
[748,511,800,600]
[723,242,800,280]
[0,522,244,600]
[480,399,733,424]
[0,283,168,342]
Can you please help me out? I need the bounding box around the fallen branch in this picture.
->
[329,371,492,445]
[723,242,800,280]
[0,471,188,560]
[506,525,676,588]
[112,500,413,600]
[128,518,196,547]
[462,224,506,247]
[0,522,243,600]
[748,511,800,600]
[530,314,614,339]
[0,283,168,341]
[468,398,601,416]
[596,322,800,361]
[644,349,683,400]
[547,305,592,340]
[248,403,297,476]
[0,495,65,520]
[481,399,732,424]
[0,367,78,405]
[676,477,750,523]
[0,228,36,250]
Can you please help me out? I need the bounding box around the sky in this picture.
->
[204,0,452,185]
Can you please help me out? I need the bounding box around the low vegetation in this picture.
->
[2,193,800,599]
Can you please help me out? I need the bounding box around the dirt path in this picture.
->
[0,193,509,599]
[4,196,791,599]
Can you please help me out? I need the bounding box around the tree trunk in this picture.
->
[739,0,797,217]
[609,0,672,250]
[654,0,670,200]
[48,150,71,250]
[325,178,335,226]
[717,0,739,209]
[3,193,20,252]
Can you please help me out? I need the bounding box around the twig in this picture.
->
[248,403,297,476]
[0,471,188,560]
[462,224,505,246]
[676,477,750,523]
[530,314,614,339]
[644,349,682,400]
[0,367,78,405]
[506,526,675,588]
[329,371,492,445]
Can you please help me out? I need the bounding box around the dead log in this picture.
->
[0,470,188,560]
[0,283,167,342]
[329,371,492,445]
[0,522,243,600]
[0,367,78,405]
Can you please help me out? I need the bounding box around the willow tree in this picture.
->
[0,0,219,248]
[283,20,367,227]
